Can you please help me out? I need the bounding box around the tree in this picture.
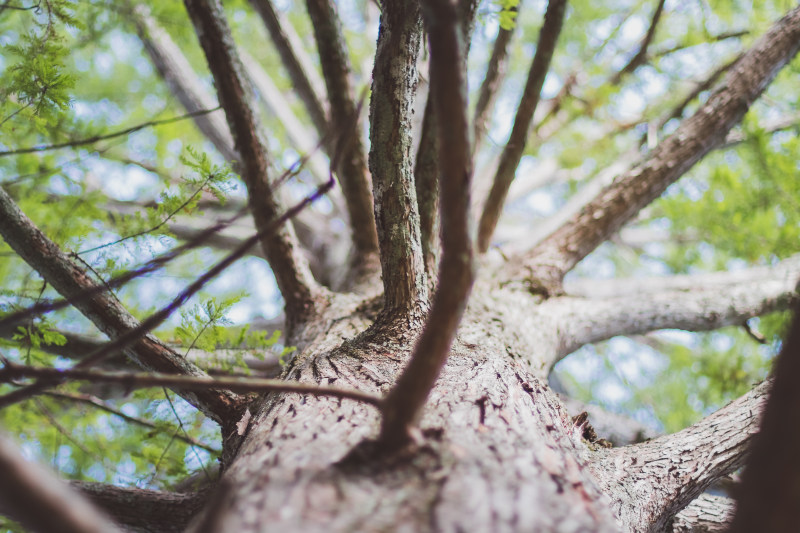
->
[0,0,799,531]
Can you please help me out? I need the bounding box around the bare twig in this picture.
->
[0,108,220,158]
[379,0,474,449]
[610,0,667,84]
[477,0,567,252]
[0,363,382,407]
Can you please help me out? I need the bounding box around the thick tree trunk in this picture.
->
[187,281,622,532]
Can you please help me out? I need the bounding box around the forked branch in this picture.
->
[379,0,474,449]
[509,5,800,296]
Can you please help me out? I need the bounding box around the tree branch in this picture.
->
[472,5,518,155]
[0,185,244,423]
[367,0,427,316]
[548,256,800,362]
[507,6,800,296]
[71,482,207,533]
[130,4,238,163]
[0,363,382,407]
[247,0,328,136]
[183,0,323,326]
[610,0,667,84]
[0,433,121,533]
[477,0,567,253]
[306,0,379,279]
[670,494,734,533]
[379,0,474,449]
[591,380,768,532]
[728,302,800,532]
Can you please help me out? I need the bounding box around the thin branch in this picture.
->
[306,0,380,277]
[476,0,567,253]
[378,0,474,449]
[591,380,768,532]
[0,363,382,407]
[367,0,427,316]
[0,432,122,533]
[130,4,238,162]
[0,108,220,158]
[610,0,667,84]
[247,0,328,136]
[472,5,518,155]
[728,302,800,532]
[549,255,800,361]
[183,0,323,326]
[44,391,219,453]
[0,185,245,422]
[507,6,800,296]
[0,176,334,412]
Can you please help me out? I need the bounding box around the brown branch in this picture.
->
[472,7,517,155]
[476,0,567,253]
[592,380,769,532]
[44,391,220,453]
[610,0,667,84]
[183,0,323,326]
[0,108,220,158]
[0,363,382,407]
[0,185,244,423]
[0,177,334,412]
[728,302,800,532]
[367,0,427,316]
[0,433,122,533]
[508,6,800,297]
[131,5,238,163]
[248,0,328,136]
[378,0,474,449]
[72,482,207,533]
[306,0,380,280]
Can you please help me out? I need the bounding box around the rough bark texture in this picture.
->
[367,0,427,317]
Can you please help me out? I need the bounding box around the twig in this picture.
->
[0,363,383,407]
[0,108,221,158]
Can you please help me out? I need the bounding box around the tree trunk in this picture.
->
[192,280,622,532]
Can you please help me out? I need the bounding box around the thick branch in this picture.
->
[477,0,567,253]
[728,302,800,532]
[367,0,427,315]
[72,482,206,533]
[379,0,474,449]
[548,256,800,360]
[0,433,121,533]
[0,186,243,423]
[509,6,800,296]
[247,0,328,136]
[183,0,323,325]
[591,380,768,532]
[306,0,379,274]
[670,494,734,533]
